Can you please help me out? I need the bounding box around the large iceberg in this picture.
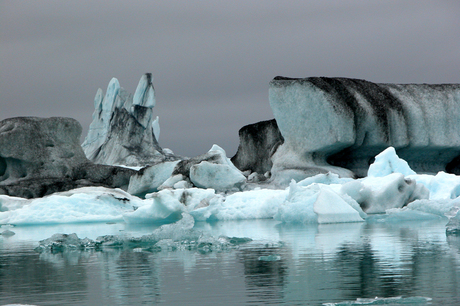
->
[268,77,460,180]
[82,73,177,167]
[0,117,135,198]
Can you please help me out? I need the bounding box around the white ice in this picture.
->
[123,188,217,224]
[0,187,144,225]
[191,188,288,221]
[82,78,120,158]
[408,171,460,200]
[152,116,160,141]
[367,146,416,177]
[127,160,179,196]
[189,145,246,191]
[2,147,460,226]
[133,73,155,108]
[275,181,364,224]
[340,173,427,214]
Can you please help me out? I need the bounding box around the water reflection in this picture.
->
[0,247,88,305]
[0,219,459,305]
[239,245,287,304]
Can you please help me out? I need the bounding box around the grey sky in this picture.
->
[1,1,459,157]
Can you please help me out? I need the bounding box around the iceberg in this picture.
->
[127,160,180,196]
[367,147,416,177]
[0,146,458,226]
[165,144,247,192]
[189,145,246,191]
[268,77,460,179]
[0,117,135,198]
[82,74,177,167]
[123,188,217,224]
[231,119,284,178]
[275,181,365,224]
[3,74,460,229]
[191,188,288,221]
[0,187,144,225]
[408,171,460,200]
[341,173,426,214]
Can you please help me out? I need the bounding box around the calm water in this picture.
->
[0,218,459,305]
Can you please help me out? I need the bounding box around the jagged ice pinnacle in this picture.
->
[82,73,174,166]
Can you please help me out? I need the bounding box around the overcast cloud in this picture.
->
[1,1,459,157]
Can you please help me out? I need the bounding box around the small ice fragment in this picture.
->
[368,147,416,177]
[258,254,281,261]
[0,229,15,237]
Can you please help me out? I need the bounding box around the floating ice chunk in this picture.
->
[408,171,460,200]
[275,182,320,223]
[127,161,179,196]
[190,161,246,191]
[124,188,217,224]
[0,195,30,212]
[314,187,364,224]
[150,212,195,238]
[82,74,171,167]
[341,173,427,214]
[123,190,184,224]
[191,188,288,221]
[381,207,447,222]
[159,174,186,190]
[404,198,460,218]
[258,254,281,261]
[275,182,364,223]
[173,180,193,189]
[189,145,246,191]
[368,147,416,177]
[296,172,353,187]
[446,207,460,234]
[36,233,95,252]
[0,229,15,237]
[0,187,143,225]
[368,196,460,223]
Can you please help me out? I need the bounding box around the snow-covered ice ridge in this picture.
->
[2,147,460,228]
[269,76,460,179]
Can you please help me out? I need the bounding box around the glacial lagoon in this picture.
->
[1,217,459,305]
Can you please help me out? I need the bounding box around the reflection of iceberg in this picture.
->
[36,213,252,253]
[278,220,449,305]
[1,216,457,305]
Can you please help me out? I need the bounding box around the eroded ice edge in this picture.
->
[1,147,460,256]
